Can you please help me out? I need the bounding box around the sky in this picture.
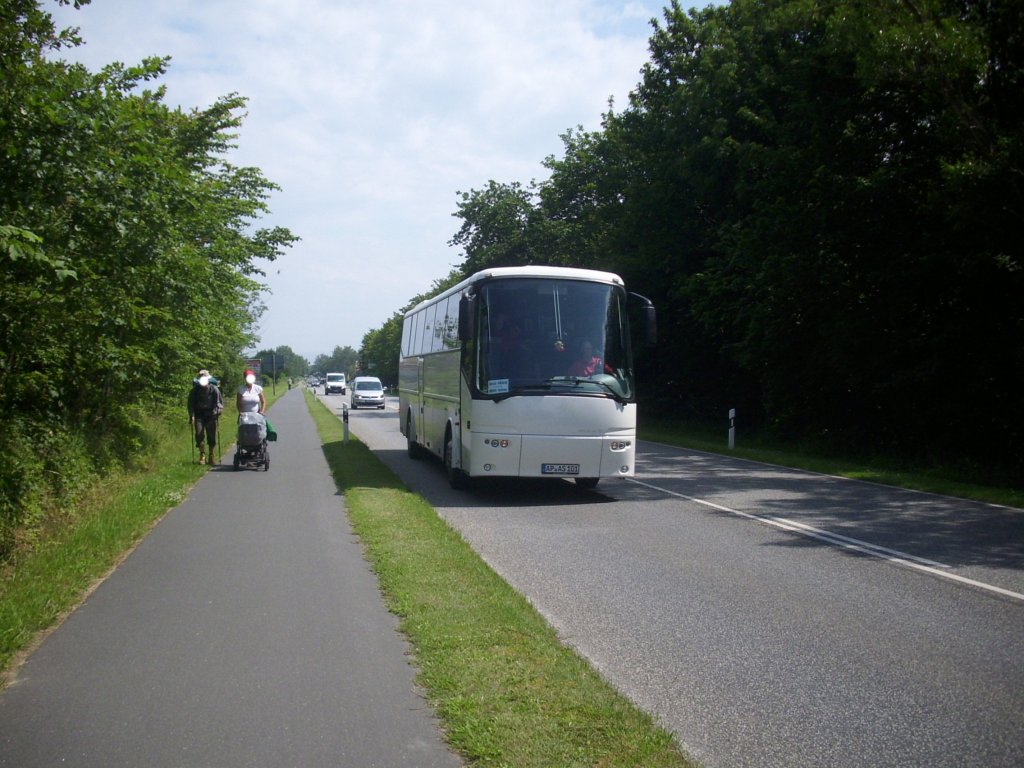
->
[47,0,672,362]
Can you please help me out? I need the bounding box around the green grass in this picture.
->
[639,418,1024,509]
[305,390,694,768]
[4,382,1015,761]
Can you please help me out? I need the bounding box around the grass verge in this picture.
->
[639,418,1024,510]
[304,390,694,768]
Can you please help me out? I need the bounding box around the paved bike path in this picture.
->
[0,389,461,767]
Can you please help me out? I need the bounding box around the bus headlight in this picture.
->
[610,440,632,451]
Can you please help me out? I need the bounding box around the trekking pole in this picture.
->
[190,417,195,463]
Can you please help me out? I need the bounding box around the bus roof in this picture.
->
[405,266,625,316]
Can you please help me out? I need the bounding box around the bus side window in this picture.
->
[422,306,436,354]
[443,296,460,349]
[416,309,428,356]
[410,310,423,356]
[401,315,412,357]
[430,302,445,353]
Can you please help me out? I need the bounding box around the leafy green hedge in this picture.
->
[445,0,1024,473]
[1,2,295,550]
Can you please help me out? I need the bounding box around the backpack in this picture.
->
[190,382,222,415]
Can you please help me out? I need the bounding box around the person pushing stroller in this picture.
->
[188,369,223,465]
[236,368,266,415]
[233,368,272,471]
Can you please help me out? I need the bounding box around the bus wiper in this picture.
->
[546,377,628,404]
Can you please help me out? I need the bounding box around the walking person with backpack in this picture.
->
[188,369,223,465]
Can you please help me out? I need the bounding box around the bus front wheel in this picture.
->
[445,432,469,490]
[406,414,422,460]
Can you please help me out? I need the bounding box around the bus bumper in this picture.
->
[468,433,635,479]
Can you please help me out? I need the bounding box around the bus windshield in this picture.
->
[474,277,635,402]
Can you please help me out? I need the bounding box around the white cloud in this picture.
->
[47,0,666,360]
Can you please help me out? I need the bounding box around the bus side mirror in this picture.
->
[459,294,476,342]
[629,292,657,347]
[643,305,657,346]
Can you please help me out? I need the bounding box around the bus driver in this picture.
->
[568,340,610,377]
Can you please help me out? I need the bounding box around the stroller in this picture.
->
[233,412,270,471]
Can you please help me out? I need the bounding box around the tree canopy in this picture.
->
[313,346,359,379]
[1,0,296,549]
[378,0,1024,473]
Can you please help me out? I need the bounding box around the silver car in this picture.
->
[350,376,385,409]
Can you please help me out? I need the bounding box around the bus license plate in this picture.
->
[542,463,580,475]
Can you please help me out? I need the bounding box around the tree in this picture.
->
[316,346,358,378]
[252,346,308,385]
[374,0,1024,472]
[573,0,1019,466]
[358,314,402,387]
[449,180,560,272]
[0,0,297,549]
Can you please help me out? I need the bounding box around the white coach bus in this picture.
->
[398,266,656,489]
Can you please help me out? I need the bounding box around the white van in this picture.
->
[324,372,347,395]
[350,376,385,409]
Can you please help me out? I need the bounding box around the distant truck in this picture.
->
[324,372,347,395]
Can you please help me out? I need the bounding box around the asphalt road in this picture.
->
[0,390,461,768]
[339,394,1024,768]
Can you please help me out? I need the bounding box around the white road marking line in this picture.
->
[627,477,1024,603]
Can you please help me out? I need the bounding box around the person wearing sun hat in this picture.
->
[187,368,223,465]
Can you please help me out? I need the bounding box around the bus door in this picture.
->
[415,356,426,449]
